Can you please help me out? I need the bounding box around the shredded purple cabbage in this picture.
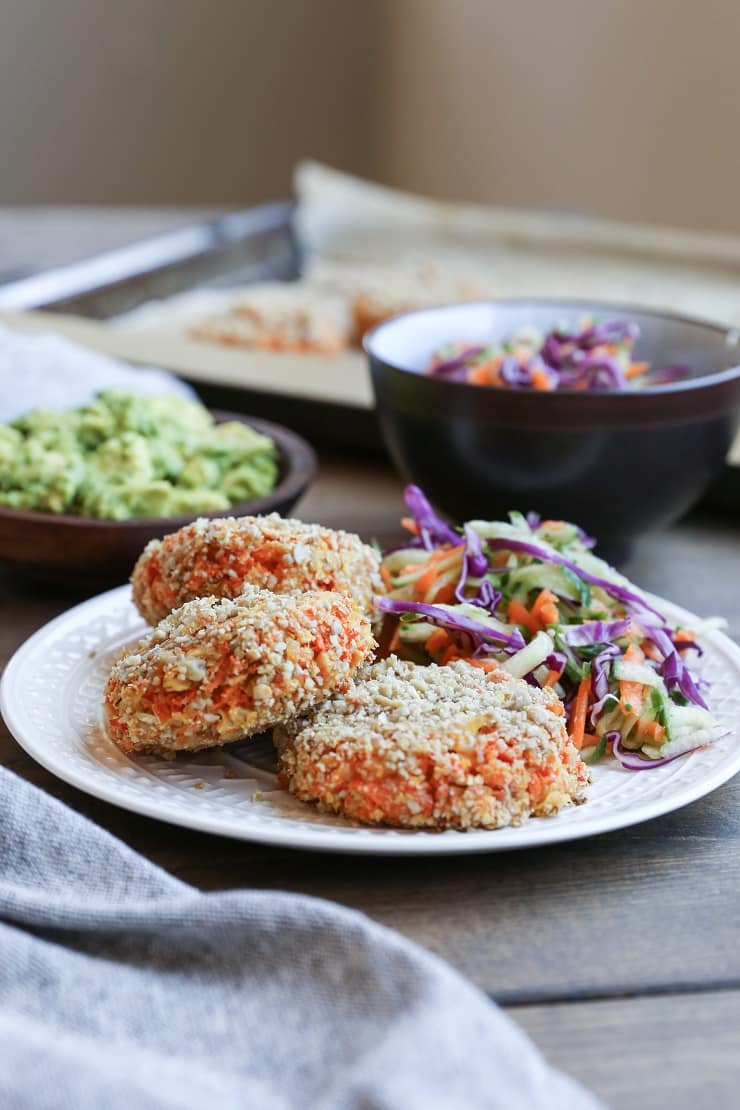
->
[462,523,488,578]
[589,646,622,725]
[581,353,627,391]
[562,619,631,647]
[404,485,459,551]
[541,335,565,368]
[500,355,533,387]
[428,345,487,379]
[427,319,687,393]
[592,645,621,698]
[455,524,501,612]
[374,594,525,652]
[662,651,709,709]
[582,320,639,347]
[466,579,502,613]
[644,625,708,709]
[545,651,567,674]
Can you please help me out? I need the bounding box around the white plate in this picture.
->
[2,585,740,855]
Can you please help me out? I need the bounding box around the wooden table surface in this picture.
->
[1,209,739,1109]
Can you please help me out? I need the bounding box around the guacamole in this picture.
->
[0,391,279,520]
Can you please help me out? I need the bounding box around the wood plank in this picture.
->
[510,989,740,1110]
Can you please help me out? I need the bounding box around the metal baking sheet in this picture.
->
[0,203,300,315]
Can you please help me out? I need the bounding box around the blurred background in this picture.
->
[2,0,738,232]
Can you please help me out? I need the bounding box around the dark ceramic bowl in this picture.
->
[366,300,740,550]
[0,412,317,589]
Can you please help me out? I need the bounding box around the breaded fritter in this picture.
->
[278,657,588,830]
[105,586,375,757]
[131,514,382,625]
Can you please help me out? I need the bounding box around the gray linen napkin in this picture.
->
[0,768,600,1109]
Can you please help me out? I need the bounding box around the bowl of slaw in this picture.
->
[365,300,740,551]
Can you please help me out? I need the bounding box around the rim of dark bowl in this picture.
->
[0,411,317,529]
[363,298,740,396]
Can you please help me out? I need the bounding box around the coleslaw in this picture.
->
[376,486,719,768]
[426,318,687,391]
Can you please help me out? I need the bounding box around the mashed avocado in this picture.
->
[0,391,279,520]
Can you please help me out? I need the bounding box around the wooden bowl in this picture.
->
[0,411,317,590]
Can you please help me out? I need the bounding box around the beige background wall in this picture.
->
[1,0,739,233]
[380,0,740,232]
[0,0,382,205]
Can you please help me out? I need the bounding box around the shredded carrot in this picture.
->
[467,357,502,386]
[468,362,493,386]
[569,674,591,750]
[626,360,649,380]
[530,367,553,391]
[428,546,456,564]
[543,669,560,688]
[540,603,560,626]
[674,629,695,643]
[618,643,646,714]
[401,517,419,535]
[380,565,392,589]
[507,598,538,634]
[467,659,500,673]
[530,588,560,629]
[388,623,402,655]
[468,660,509,683]
[527,774,546,803]
[619,681,644,717]
[430,583,456,604]
[441,644,462,665]
[641,720,666,744]
[414,565,438,597]
[425,629,450,656]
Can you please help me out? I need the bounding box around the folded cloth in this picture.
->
[0,324,196,423]
[0,769,600,1110]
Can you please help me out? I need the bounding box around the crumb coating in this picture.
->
[278,657,588,830]
[105,586,375,757]
[131,514,382,625]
